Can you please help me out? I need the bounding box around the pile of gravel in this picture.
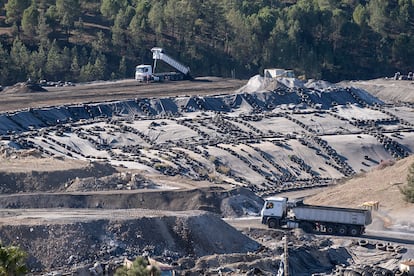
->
[0,212,260,272]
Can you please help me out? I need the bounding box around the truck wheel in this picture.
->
[338,225,347,236]
[326,225,334,234]
[268,219,279,229]
[349,227,360,236]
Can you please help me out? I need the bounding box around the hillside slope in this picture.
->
[340,79,414,103]
[306,155,414,223]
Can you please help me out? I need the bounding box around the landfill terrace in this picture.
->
[1,78,413,195]
[0,76,413,275]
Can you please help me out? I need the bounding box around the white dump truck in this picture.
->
[261,197,372,236]
[135,47,191,82]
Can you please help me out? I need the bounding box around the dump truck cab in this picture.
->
[135,64,160,82]
[261,197,288,228]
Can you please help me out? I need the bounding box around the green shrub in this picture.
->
[115,257,160,276]
[400,162,414,203]
[0,243,27,276]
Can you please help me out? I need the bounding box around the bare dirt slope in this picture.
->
[307,155,414,225]
[340,78,414,103]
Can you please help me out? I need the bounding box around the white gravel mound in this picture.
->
[277,77,305,89]
[237,75,305,93]
[305,79,337,91]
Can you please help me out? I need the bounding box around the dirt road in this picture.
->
[0,78,246,112]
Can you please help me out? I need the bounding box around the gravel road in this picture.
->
[0,78,246,112]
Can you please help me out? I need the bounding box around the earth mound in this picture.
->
[0,186,264,217]
[0,211,260,271]
[306,155,414,212]
[1,82,47,94]
[339,78,414,103]
[0,159,117,193]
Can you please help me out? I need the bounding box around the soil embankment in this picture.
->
[0,211,260,271]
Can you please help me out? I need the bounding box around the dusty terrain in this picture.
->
[0,78,245,113]
[341,78,414,103]
[0,76,413,275]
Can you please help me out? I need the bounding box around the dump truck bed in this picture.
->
[292,204,372,226]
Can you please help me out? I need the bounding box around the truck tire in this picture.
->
[338,225,347,236]
[326,225,335,234]
[349,227,360,236]
[376,243,386,251]
[358,239,369,247]
[267,218,279,229]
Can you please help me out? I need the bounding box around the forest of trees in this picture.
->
[1,0,414,86]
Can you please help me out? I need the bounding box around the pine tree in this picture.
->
[353,4,369,27]
[118,56,127,79]
[37,9,50,47]
[79,62,95,82]
[93,54,107,80]
[28,46,47,80]
[148,2,164,38]
[0,243,27,276]
[100,0,128,20]
[5,0,31,33]
[128,13,143,48]
[70,49,81,81]
[92,31,109,53]
[10,38,30,81]
[62,46,72,79]
[56,0,80,41]
[0,43,12,84]
[111,10,128,53]
[21,0,39,39]
[45,5,59,33]
[56,0,80,26]
[400,162,414,203]
[45,40,64,80]
[79,47,89,67]
[74,17,84,42]
[110,7,134,45]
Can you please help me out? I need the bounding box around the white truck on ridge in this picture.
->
[261,197,372,236]
[135,47,191,82]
